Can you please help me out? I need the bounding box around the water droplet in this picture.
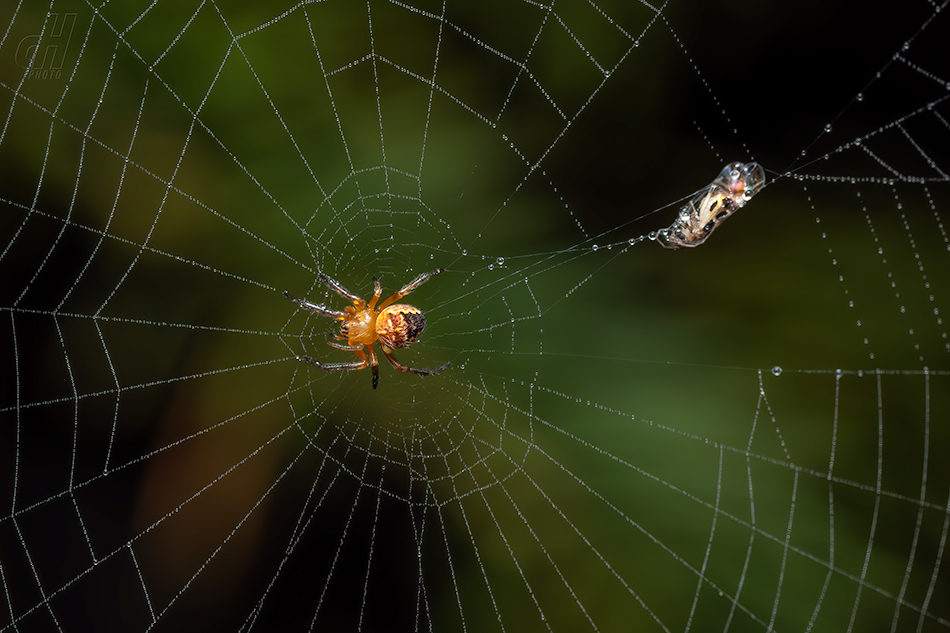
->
[856,92,864,101]
[496,257,504,265]
[824,123,833,133]
[592,244,599,251]
[771,366,783,376]
[648,231,658,240]
[488,264,494,270]
[835,368,843,377]
[429,253,434,259]
[462,249,467,255]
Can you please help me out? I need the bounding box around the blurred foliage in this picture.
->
[1,1,948,632]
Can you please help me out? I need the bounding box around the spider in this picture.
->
[284,268,450,389]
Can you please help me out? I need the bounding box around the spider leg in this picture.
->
[365,344,380,389]
[380,346,451,377]
[378,268,444,311]
[328,341,362,351]
[283,291,347,319]
[296,344,379,388]
[295,355,368,373]
[368,276,383,310]
[318,272,366,308]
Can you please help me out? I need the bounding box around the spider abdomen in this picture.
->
[376,304,426,349]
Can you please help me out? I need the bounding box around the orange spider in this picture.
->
[284,268,450,389]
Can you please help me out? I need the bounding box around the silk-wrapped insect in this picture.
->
[656,162,765,250]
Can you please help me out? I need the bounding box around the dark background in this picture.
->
[1,1,948,631]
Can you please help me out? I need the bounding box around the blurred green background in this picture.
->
[1,0,948,631]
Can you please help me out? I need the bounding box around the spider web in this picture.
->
[1,0,949,631]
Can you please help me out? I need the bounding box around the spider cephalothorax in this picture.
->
[284,269,450,389]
